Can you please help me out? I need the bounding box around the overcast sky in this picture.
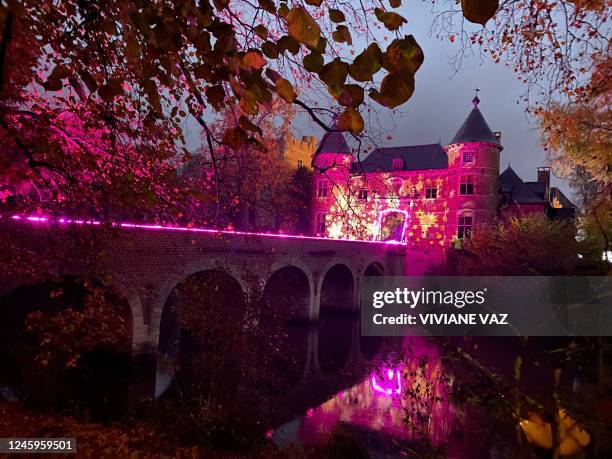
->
[291,0,572,196]
[181,0,571,196]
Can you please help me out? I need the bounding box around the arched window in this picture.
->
[457,212,474,239]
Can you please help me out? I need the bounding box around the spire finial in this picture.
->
[472,87,480,106]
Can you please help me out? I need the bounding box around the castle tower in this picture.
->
[311,125,353,236]
[444,94,503,242]
[281,131,318,169]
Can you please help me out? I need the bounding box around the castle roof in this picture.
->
[499,165,524,188]
[500,166,544,204]
[352,143,448,173]
[450,96,501,147]
[317,119,352,156]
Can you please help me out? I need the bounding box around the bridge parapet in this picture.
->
[0,218,406,354]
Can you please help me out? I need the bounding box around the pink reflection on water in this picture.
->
[296,337,457,447]
[371,366,401,395]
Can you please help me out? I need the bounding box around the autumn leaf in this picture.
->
[374,8,407,31]
[240,91,258,115]
[43,65,71,91]
[242,50,267,70]
[287,7,321,49]
[383,35,424,74]
[338,84,364,107]
[348,43,383,82]
[369,72,415,108]
[257,0,276,13]
[238,116,263,135]
[252,25,268,40]
[275,78,296,102]
[303,52,324,72]
[390,0,402,7]
[461,0,499,25]
[319,58,349,88]
[337,107,364,133]
[223,126,248,149]
[277,35,300,55]
[206,85,226,110]
[329,9,346,23]
[332,25,352,46]
[261,41,279,58]
[99,78,124,102]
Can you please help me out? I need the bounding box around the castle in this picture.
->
[308,95,574,259]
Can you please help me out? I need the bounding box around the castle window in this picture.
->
[317,179,329,198]
[297,159,304,167]
[391,158,404,171]
[458,215,473,239]
[425,186,437,199]
[358,189,368,201]
[316,212,327,235]
[462,151,475,164]
[460,175,474,195]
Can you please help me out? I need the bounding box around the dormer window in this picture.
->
[391,158,404,171]
[463,151,475,164]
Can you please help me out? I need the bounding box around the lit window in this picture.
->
[316,213,327,235]
[317,179,328,198]
[297,159,304,167]
[460,175,474,195]
[463,151,475,164]
[458,215,473,239]
[425,186,437,199]
[391,158,404,171]
[358,189,368,200]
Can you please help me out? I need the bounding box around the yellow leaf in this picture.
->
[337,107,364,133]
[287,7,321,49]
[275,78,296,102]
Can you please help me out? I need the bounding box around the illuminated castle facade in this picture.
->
[310,96,574,254]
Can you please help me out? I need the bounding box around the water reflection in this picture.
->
[273,337,458,451]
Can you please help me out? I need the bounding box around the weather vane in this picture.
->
[472,87,480,106]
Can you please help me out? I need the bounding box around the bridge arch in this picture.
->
[155,268,246,397]
[0,272,144,354]
[318,260,356,314]
[0,274,134,418]
[363,260,386,277]
[264,263,313,321]
[150,259,249,351]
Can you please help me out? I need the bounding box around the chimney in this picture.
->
[493,131,502,142]
[537,166,550,199]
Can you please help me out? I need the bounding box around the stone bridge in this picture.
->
[0,216,408,359]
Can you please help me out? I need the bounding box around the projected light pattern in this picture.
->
[371,366,402,396]
[6,214,403,246]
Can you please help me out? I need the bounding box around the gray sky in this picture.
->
[291,0,572,197]
[181,0,571,196]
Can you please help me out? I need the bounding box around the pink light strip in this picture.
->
[7,214,403,246]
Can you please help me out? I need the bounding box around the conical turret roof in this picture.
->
[450,95,501,146]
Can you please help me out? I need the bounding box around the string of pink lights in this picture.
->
[6,214,405,246]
